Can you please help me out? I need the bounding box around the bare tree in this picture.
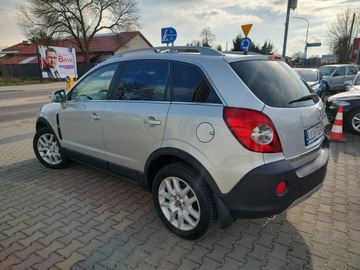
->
[18,0,140,63]
[200,27,216,47]
[327,8,360,63]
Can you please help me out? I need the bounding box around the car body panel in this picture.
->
[58,101,107,160]
[163,103,265,194]
[102,101,171,171]
[319,64,358,92]
[325,90,360,124]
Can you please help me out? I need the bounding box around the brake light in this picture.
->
[223,107,282,153]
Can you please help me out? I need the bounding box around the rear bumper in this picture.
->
[217,137,329,220]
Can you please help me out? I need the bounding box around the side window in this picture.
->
[172,62,220,103]
[347,66,357,75]
[116,61,169,101]
[71,64,118,101]
[334,67,346,76]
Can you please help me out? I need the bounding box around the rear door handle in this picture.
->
[90,113,101,121]
[144,117,161,126]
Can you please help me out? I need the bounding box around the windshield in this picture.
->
[230,60,317,107]
[294,69,319,82]
[319,66,337,76]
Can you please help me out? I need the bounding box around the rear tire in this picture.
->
[346,108,360,135]
[152,162,217,240]
[33,127,70,169]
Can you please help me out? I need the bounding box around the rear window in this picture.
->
[294,69,319,82]
[230,60,317,107]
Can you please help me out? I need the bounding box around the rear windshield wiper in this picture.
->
[289,93,318,104]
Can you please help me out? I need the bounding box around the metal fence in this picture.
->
[0,63,96,80]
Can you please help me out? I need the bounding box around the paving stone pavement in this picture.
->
[0,117,359,270]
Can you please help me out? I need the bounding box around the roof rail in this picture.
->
[109,46,224,60]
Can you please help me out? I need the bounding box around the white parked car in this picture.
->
[33,46,330,239]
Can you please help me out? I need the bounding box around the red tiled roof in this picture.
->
[2,42,31,52]
[2,31,153,64]
[8,31,151,55]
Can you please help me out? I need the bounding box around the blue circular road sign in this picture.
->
[240,37,252,51]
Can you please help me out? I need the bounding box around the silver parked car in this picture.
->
[293,68,329,100]
[319,64,358,92]
[33,46,329,239]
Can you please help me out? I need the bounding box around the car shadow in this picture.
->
[324,122,359,164]
[73,209,313,269]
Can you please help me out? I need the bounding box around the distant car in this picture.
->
[325,90,360,135]
[319,64,358,92]
[293,68,328,100]
[344,71,360,92]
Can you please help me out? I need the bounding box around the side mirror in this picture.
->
[344,80,351,86]
[51,89,67,103]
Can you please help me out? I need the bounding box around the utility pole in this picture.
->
[347,13,356,63]
[282,0,297,58]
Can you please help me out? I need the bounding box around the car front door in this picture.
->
[103,60,170,176]
[58,63,119,166]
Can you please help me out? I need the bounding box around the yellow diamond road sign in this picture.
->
[241,24,253,37]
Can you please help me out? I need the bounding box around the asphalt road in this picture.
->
[0,82,64,123]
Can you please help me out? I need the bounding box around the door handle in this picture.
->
[90,113,101,121]
[144,117,161,126]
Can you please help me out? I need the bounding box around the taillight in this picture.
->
[223,107,282,153]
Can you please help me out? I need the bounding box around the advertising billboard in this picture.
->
[351,38,360,65]
[38,45,78,79]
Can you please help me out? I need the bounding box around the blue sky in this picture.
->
[1,0,359,57]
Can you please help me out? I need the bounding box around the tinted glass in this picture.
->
[294,69,319,82]
[116,61,169,101]
[230,60,317,107]
[347,66,357,75]
[319,66,336,76]
[334,67,346,76]
[70,64,118,101]
[172,62,221,103]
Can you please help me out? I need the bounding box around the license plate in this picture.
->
[305,123,324,146]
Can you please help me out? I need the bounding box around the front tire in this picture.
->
[346,108,360,135]
[152,162,217,240]
[33,127,70,169]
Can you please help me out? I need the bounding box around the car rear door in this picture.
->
[102,60,170,174]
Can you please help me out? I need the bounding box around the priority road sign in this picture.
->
[241,24,253,37]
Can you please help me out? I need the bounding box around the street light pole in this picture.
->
[293,16,309,68]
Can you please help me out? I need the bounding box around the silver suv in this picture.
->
[33,46,330,239]
[319,64,359,92]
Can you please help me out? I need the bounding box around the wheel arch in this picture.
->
[35,116,62,140]
[145,148,235,229]
[144,147,221,195]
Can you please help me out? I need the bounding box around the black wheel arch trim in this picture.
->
[35,117,57,135]
[144,147,221,195]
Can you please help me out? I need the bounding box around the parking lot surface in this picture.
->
[0,99,360,269]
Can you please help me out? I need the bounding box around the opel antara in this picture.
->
[33,46,329,239]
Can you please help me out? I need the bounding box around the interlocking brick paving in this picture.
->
[0,118,359,270]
